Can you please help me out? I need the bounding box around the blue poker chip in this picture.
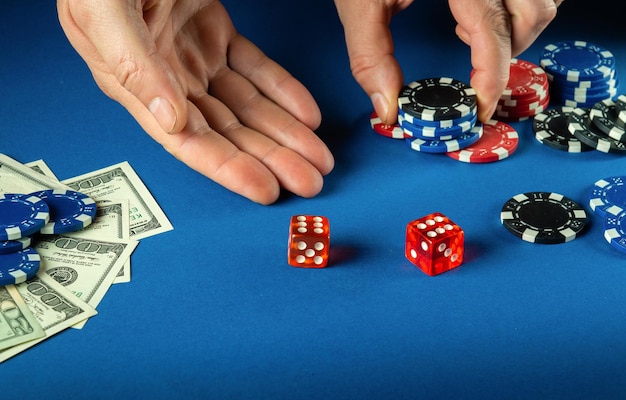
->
[604,206,626,254]
[397,107,477,128]
[0,247,40,286]
[32,189,98,234]
[588,176,626,217]
[0,193,50,241]
[0,236,32,255]
[541,41,616,82]
[406,123,483,153]
[400,113,477,140]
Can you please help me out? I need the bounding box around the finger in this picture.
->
[192,92,326,198]
[207,65,335,177]
[334,0,408,125]
[449,0,512,122]
[227,34,322,132]
[60,0,188,134]
[503,0,558,57]
[154,101,283,204]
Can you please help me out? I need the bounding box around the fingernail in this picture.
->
[371,92,389,123]
[149,97,177,133]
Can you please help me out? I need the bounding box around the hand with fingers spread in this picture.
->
[57,0,334,205]
[334,0,561,125]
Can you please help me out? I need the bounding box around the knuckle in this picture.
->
[113,55,145,92]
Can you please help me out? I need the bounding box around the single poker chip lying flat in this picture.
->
[532,106,593,152]
[540,40,615,82]
[500,191,588,244]
[446,119,518,163]
[406,123,483,153]
[589,99,626,142]
[0,247,41,286]
[0,236,32,255]
[31,189,98,234]
[604,205,626,255]
[398,77,477,122]
[0,193,50,241]
[567,107,626,153]
[588,176,626,218]
[369,111,404,139]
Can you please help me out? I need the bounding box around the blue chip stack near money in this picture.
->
[540,40,619,108]
[0,190,98,286]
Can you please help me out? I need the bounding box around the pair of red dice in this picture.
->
[287,212,464,275]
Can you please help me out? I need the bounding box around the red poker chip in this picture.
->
[498,91,549,108]
[494,96,550,120]
[369,111,404,139]
[446,119,519,163]
[502,58,550,98]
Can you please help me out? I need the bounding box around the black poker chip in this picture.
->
[500,191,588,244]
[588,99,626,142]
[532,106,593,152]
[567,107,626,153]
[397,77,477,122]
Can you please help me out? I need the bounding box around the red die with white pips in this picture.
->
[288,215,330,268]
[405,212,464,276]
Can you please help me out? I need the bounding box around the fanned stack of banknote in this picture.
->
[0,153,173,362]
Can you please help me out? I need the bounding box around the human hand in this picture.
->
[57,0,334,205]
[334,0,560,124]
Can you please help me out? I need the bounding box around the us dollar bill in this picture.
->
[25,159,59,181]
[0,153,71,194]
[62,161,173,240]
[0,274,97,363]
[70,199,132,284]
[0,285,45,351]
[35,234,138,329]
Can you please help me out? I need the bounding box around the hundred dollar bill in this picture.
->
[63,161,173,240]
[0,285,45,351]
[0,274,97,363]
[0,153,71,194]
[70,199,132,284]
[35,234,138,329]
[25,159,59,181]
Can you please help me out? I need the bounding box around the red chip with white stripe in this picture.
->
[369,111,404,139]
[446,119,519,163]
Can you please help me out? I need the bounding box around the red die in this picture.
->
[288,215,330,268]
[405,212,464,276]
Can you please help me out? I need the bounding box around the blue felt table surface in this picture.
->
[2,1,626,399]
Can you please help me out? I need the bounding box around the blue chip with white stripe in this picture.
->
[400,113,477,140]
[0,236,32,255]
[540,40,615,82]
[604,205,626,255]
[0,247,41,286]
[31,189,97,234]
[588,176,626,217]
[0,193,50,241]
[405,123,483,153]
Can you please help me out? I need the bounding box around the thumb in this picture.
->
[58,0,188,134]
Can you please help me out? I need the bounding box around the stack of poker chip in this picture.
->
[0,189,97,286]
[492,58,550,121]
[369,76,520,163]
[586,176,626,254]
[531,93,626,154]
[540,40,619,108]
[397,77,483,153]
